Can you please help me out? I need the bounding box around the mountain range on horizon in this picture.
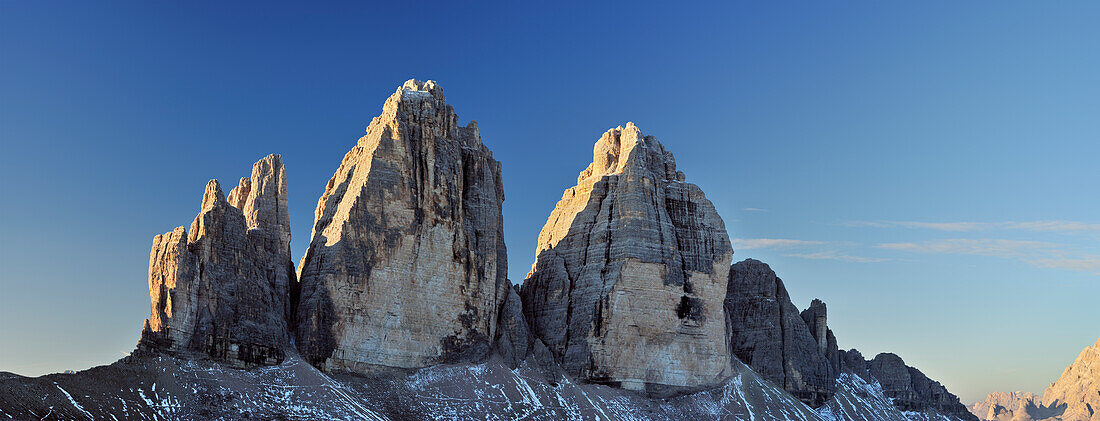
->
[0,79,1090,420]
[969,339,1100,421]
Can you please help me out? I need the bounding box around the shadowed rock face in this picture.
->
[294,79,508,373]
[801,299,841,381]
[494,285,530,368]
[520,123,733,397]
[139,154,294,367]
[726,258,836,407]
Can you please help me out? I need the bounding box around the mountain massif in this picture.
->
[970,339,1100,421]
[0,80,982,420]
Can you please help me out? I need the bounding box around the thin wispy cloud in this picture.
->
[741,207,769,212]
[876,238,1100,274]
[733,238,825,250]
[1032,258,1100,272]
[733,238,887,263]
[784,251,890,263]
[876,239,1059,258]
[846,220,1100,234]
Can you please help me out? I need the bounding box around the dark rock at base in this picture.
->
[725,258,835,407]
[494,284,531,368]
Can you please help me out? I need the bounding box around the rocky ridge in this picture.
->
[520,122,734,397]
[726,258,839,407]
[0,79,981,420]
[839,350,977,420]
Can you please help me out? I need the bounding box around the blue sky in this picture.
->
[1,1,1097,403]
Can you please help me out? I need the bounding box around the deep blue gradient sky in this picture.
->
[2,2,1097,403]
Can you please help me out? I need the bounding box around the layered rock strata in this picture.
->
[294,80,508,373]
[139,154,294,367]
[725,258,836,407]
[520,122,733,397]
[839,350,977,420]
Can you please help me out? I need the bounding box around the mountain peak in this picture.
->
[578,122,685,185]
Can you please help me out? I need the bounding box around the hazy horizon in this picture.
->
[2,1,1098,404]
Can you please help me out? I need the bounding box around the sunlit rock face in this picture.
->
[968,339,1100,421]
[294,79,508,373]
[726,258,836,407]
[520,123,733,397]
[968,391,1043,421]
[139,154,294,367]
[1041,338,1100,421]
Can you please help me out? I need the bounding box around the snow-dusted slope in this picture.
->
[818,372,971,421]
[3,351,988,420]
[0,352,821,420]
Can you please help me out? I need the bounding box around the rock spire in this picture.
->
[139,154,294,367]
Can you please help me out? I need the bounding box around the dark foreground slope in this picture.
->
[0,351,980,421]
[0,352,824,421]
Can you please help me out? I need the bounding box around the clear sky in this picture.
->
[1,1,1097,403]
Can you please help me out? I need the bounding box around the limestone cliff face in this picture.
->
[139,154,294,367]
[294,79,508,373]
[1041,338,1100,421]
[520,123,733,397]
[726,259,836,407]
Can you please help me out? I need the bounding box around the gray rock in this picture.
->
[801,299,841,380]
[139,154,294,367]
[726,258,835,407]
[493,284,530,368]
[520,122,734,397]
[294,79,508,373]
[850,351,977,420]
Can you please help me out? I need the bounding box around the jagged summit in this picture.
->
[399,78,443,95]
[577,122,685,185]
